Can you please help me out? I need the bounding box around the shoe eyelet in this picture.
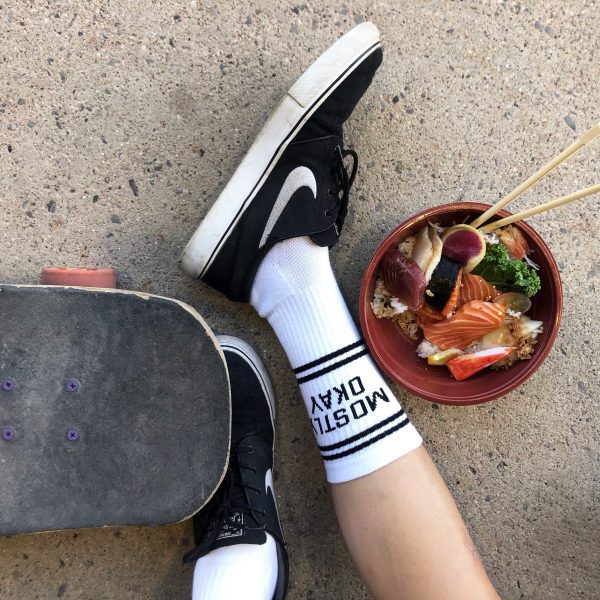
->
[327,188,334,197]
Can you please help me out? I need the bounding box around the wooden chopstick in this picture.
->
[480,183,600,233]
[471,122,600,229]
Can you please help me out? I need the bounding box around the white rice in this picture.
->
[416,339,439,358]
[371,277,408,318]
[397,236,416,257]
[370,277,420,340]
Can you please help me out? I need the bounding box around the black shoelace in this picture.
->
[329,144,358,234]
[183,444,279,563]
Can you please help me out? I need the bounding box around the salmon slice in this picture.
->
[422,300,506,350]
[441,270,462,318]
[415,303,444,328]
[459,273,500,305]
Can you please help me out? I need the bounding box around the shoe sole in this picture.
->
[180,22,381,279]
[216,334,276,430]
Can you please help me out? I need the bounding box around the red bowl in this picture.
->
[359,202,563,405]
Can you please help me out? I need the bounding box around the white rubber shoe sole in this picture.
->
[180,22,381,279]
[216,334,276,427]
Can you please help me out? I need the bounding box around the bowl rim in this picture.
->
[358,202,563,405]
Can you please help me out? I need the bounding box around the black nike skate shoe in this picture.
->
[180,22,383,301]
[183,335,288,600]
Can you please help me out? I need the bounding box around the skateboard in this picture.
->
[0,278,230,536]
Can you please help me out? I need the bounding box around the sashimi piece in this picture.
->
[498,225,529,260]
[411,226,433,272]
[459,272,500,305]
[441,270,462,318]
[446,347,515,381]
[381,251,426,311]
[421,300,506,350]
[425,256,461,311]
[415,303,444,328]
[424,228,443,282]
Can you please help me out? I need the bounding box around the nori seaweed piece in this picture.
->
[425,256,462,310]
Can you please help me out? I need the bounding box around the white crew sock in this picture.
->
[251,237,422,484]
[191,534,278,600]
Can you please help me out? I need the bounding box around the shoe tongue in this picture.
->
[205,512,267,550]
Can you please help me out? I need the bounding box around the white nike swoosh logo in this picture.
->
[258,166,317,248]
[265,468,274,498]
[264,467,285,541]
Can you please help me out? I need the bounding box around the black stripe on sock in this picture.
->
[321,417,410,461]
[296,348,369,384]
[293,339,365,375]
[318,409,406,452]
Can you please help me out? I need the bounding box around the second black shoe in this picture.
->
[180,22,383,300]
[183,335,288,600]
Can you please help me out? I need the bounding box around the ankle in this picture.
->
[250,236,334,318]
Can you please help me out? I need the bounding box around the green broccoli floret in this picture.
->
[472,243,541,297]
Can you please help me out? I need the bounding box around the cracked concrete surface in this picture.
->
[1,1,599,598]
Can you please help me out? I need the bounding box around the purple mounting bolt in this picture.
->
[66,429,79,442]
[2,428,15,441]
[66,379,79,393]
[2,379,14,392]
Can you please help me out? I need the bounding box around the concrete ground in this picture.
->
[1,1,599,598]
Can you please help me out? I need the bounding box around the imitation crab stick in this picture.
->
[446,347,515,381]
[421,300,506,350]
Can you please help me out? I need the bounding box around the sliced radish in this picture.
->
[446,347,515,381]
[441,224,486,273]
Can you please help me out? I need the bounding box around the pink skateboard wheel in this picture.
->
[40,267,117,289]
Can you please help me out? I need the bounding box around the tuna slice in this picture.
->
[381,250,426,311]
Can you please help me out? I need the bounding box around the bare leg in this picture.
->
[251,238,499,598]
[332,446,499,600]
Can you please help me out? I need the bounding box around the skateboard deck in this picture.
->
[0,284,230,536]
